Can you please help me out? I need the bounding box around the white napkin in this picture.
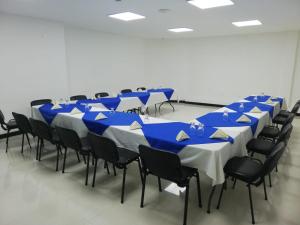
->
[176,130,190,142]
[210,129,229,140]
[95,112,107,120]
[70,107,83,115]
[130,121,142,130]
[51,104,62,110]
[265,98,274,105]
[236,115,251,123]
[250,106,262,113]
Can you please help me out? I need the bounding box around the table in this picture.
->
[32,95,286,184]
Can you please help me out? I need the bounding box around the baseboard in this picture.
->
[0,131,21,140]
[170,100,225,108]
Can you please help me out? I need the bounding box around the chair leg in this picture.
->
[36,137,40,160]
[85,153,90,186]
[137,159,143,183]
[25,133,31,149]
[275,164,278,172]
[5,129,9,153]
[82,155,87,164]
[121,166,127,204]
[232,178,237,189]
[183,184,190,225]
[38,139,43,161]
[268,173,272,187]
[56,145,60,171]
[62,147,68,173]
[105,161,110,175]
[217,181,226,209]
[92,159,98,187]
[140,173,147,208]
[76,151,81,163]
[195,171,202,208]
[21,133,25,154]
[158,177,162,192]
[263,177,268,200]
[207,185,216,213]
[247,185,255,224]
[113,164,117,176]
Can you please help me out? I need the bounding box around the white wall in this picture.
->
[0,14,68,124]
[144,32,299,105]
[1,13,300,134]
[64,27,146,97]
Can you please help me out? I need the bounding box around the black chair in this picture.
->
[139,145,202,225]
[259,114,294,140]
[120,89,132,94]
[12,112,34,153]
[216,142,286,224]
[55,126,91,185]
[29,119,61,171]
[70,95,87,101]
[30,99,52,107]
[273,103,299,125]
[95,92,109,98]
[88,132,142,203]
[136,87,146,91]
[246,123,293,186]
[0,110,19,153]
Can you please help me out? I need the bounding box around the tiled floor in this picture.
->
[0,103,299,225]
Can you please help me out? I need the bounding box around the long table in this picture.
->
[32,93,286,186]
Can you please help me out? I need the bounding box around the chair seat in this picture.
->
[117,147,139,165]
[272,115,288,125]
[278,110,291,118]
[246,139,275,156]
[259,126,280,138]
[7,119,18,129]
[176,166,198,187]
[224,157,263,183]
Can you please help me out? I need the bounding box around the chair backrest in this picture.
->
[279,123,293,145]
[0,110,5,125]
[282,114,295,128]
[137,87,146,91]
[12,112,33,134]
[29,118,52,141]
[260,142,285,178]
[95,92,109,98]
[139,145,183,182]
[291,103,300,114]
[70,95,87,101]
[87,132,119,163]
[120,89,132,94]
[30,99,52,107]
[55,126,82,151]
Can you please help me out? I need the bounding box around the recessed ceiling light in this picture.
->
[108,12,145,21]
[232,20,262,27]
[168,28,194,33]
[187,0,234,9]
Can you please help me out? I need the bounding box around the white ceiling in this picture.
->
[0,0,300,39]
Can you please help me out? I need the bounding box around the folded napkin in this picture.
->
[236,115,251,123]
[130,121,142,130]
[176,130,190,142]
[189,119,200,126]
[210,129,229,140]
[95,112,107,120]
[51,104,62,110]
[70,107,83,115]
[265,98,274,105]
[250,106,262,113]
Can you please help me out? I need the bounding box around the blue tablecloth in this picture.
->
[118,92,150,105]
[78,98,121,110]
[197,112,259,135]
[148,88,174,100]
[245,95,284,107]
[227,102,274,117]
[82,112,234,154]
[39,103,85,124]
